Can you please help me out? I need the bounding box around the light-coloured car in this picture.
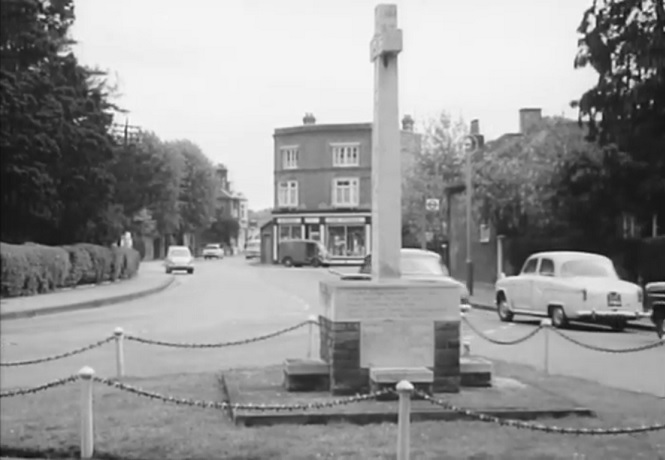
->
[202,243,224,260]
[245,239,261,260]
[165,245,195,274]
[337,248,470,310]
[495,251,650,331]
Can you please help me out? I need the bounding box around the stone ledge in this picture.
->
[369,367,434,384]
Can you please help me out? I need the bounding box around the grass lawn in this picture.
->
[1,359,664,460]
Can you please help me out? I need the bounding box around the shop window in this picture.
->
[277,181,298,207]
[332,143,360,167]
[327,225,365,257]
[279,224,302,241]
[332,178,359,207]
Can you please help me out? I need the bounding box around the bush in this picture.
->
[0,241,142,298]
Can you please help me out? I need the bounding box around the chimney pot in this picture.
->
[518,108,542,134]
[402,114,414,131]
[470,119,480,135]
[303,113,316,125]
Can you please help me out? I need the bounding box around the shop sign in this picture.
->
[304,217,320,224]
[325,217,366,224]
[277,218,302,224]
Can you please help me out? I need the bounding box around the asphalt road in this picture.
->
[1,258,663,398]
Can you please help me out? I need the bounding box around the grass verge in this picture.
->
[1,359,663,460]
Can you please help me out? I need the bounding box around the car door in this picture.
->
[512,257,539,310]
[532,257,555,313]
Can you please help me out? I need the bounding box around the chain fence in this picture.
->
[0,374,79,398]
[550,328,665,353]
[124,319,314,348]
[462,316,543,345]
[0,336,114,367]
[412,389,665,435]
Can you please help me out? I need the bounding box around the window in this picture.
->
[479,223,490,243]
[332,178,359,207]
[539,258,555,276]
[277,181,298,207]
[281,146,299,169]
[521,258,538,274]
[279,224,302,241]
[332,143,360,167]
[561,260,618,279]
[327,225,366,257]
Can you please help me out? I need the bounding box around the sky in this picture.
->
[71,0,599,211]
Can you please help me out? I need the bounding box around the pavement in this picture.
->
[1,257,663,398]
[0,261,175,320]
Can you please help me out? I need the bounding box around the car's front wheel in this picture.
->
[497,298,514,322]
[656,317,664,339]
[610,319,626,332]
[550,306,568,329]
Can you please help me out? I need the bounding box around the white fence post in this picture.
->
[114,327,125,378]
[79,366,95,459]
[396,380,414,460]
[307,315,317,359]
[541,318,552,375]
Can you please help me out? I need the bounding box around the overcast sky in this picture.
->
[71,0,598,210]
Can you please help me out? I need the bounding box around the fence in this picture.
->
[1,315,664,460]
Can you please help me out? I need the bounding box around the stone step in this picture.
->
[283,358,330,392]
[369,367,434,400]
[460,356,493,388]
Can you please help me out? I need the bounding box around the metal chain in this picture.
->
[0,336,115,367]
[462,316,542,345]
[92,376,388,411]
[124,320,314,348]
[0,375,79,398]
[551,329,665,353]
[413,389,665,435]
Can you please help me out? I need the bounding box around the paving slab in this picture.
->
[221,364,594,427]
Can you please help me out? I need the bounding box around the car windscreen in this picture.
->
[401,255,448,277]
[560,260,617,278]
[169,249,190,258]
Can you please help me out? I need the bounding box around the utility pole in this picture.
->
[462,134,480,296]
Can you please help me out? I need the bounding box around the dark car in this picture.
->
[646,281,665,339]
[278,239,331,268]
[335,248,470,309]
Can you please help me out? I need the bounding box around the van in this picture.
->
[278,239,330,267]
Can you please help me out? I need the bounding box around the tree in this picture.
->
[402,111,468,245]
[573,0,665,221]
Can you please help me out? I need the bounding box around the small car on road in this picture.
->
[335,248,470,310]
[646,281,665,339]
[495,251,649,331]
[165,245,195,274]
[245,239,260,260]
[202,243,224,260]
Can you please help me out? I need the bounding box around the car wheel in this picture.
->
[312,258,321,268]
[165,268,171,274]
[610,319,626,332]
[656,317,664,339]
[188,268,194,275]
[282,257,293,267]
[497,298,514,322]
[550,306,568,329]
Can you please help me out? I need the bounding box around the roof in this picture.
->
[529,251,610,261]
[274,123,371,136]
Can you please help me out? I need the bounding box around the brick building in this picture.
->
[263,113,421,264]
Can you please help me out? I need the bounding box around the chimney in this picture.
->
[470,119,480,135]
[519,108,542,134]
[402,114,414,131]
[303,113,316,125]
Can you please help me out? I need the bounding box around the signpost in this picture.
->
[425,198,440,212]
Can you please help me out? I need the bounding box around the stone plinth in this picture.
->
[460,356,493,388]
[283,359,330,392]
[369,367,433,401]
[319,279,461,395]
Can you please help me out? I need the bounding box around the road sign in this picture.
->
[463,135,477,152]
[425,198,440,212]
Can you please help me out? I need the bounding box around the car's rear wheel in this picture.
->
[656,317,664,339]
[188,268,194,275]
[165,268,171,274]
[311,258,321,268]
[550,306,568,329]
[282,257,293,267]
[497,297,513,322]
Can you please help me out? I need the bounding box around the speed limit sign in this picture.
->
[425,198,440,212]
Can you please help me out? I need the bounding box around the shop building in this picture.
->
[263,113,421,265]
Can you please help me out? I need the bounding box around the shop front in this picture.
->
[270,213,371,265]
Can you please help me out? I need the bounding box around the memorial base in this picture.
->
[283,359,330,392]
[369,367,433,401]
[319,279,461,396]
[460,357,493,388]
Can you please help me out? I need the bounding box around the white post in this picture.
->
[541,318,552,375]
[79,366,95,459]
[396,380,414,460]
[496,235,504,281]
[307,315,317,359]
[114,327,125,378]
[462,340,471,357]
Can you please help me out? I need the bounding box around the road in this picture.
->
[1,258,663,398]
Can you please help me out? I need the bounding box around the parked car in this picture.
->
[164,245,195,274]
[646,281,665,339]
[335,248,470,310]
[278,239,330,267]
[495,251,649,331]
[245,239,260,260]
[202,243,224,260]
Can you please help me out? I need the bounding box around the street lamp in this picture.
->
[462,134,480,296]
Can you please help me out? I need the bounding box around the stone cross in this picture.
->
[370,4,403,280]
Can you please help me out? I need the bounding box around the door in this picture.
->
[512,257,539,310]
[532,257,555,313]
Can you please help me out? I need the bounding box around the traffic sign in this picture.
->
[425,198,440,212]
[463,135,477,152]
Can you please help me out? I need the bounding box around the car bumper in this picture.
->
[166,265,193,270]
[572,309,652,321]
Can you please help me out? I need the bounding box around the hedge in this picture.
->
[0,242,141,298]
